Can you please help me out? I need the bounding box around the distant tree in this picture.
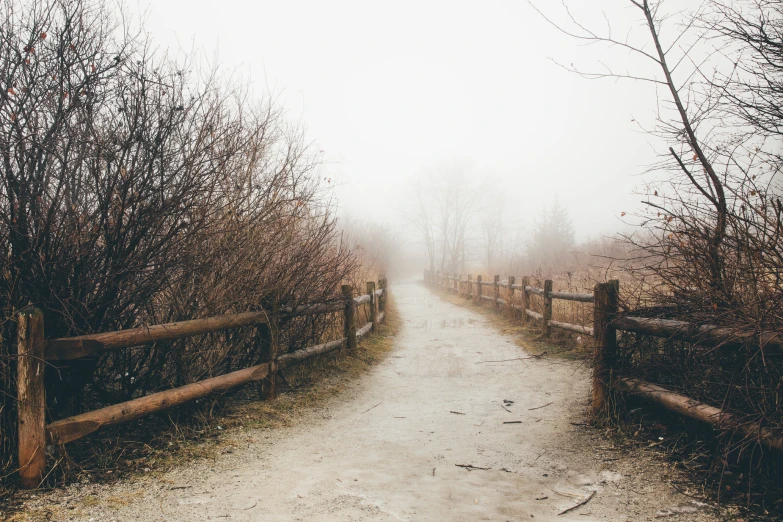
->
[412,180,437,272]
[527,200,575,265]
[411,167,479,275]
[480,195,505,272]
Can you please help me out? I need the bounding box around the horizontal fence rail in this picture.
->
[423,270,783,454]
[15,278,389,489]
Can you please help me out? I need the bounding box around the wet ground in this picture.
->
[32,280,721,521]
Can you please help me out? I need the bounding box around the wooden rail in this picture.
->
[423,270,783,453]
[16,277,389,489]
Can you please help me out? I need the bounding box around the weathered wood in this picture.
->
[615,377,783,451]
[521,277,530,324]
[46,310,272,361]
[258,294,279,400]
[467,275,473,300]
[379,277,387,314]
[367,282,377,333]
[17,308,45,489]
[493,275,500,310]
[611,316,783,350]
[356,321,373,340]
[378,312,385,323]
[525,285,545,296]
[525,309,544,321]
[480,295,495,302]
[279,339,346,368]
[592,282,619,415]
[475,275,483,304]
[47,362,272,445]
[343,285,357,351]
[548,320,594,336]
[496,298,507,306]
[508,276,516,319]
[543,280,553,337]
[354,294,371,305]
[549,291,594,303]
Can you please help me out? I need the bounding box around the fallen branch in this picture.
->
[455,464,491,471]
[557,490,596,516]
[449,411,465,415]
[361,402,382,414]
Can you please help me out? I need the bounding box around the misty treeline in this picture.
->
[0,0,390,483]
[532,0,783,498]
[412,170,621,280]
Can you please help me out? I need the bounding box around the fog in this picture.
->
[144,0,700,246]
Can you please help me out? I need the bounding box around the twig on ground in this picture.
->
[557,491,596,516]
[528,402,553,411]
[503,421,522,424]
[361,402,382,414]
[456,464,491,471]
[449,411,465,415]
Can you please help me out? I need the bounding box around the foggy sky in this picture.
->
[144,0,702,240]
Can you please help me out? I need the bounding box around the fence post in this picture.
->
[493,275,500,310]
[17,307,45,489]
[543,280,553,337]
[367,281,377,333]
[343,285,357,351]
[475,275,482,304]
[259,293,279,400]
[467,275,473,300]
[592,282,619,415]
[379,277,387,317]
[508,276,516,318]
[521,276,530,324]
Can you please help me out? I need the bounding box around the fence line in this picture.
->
[423,270,783,453]
[16,277,388,489]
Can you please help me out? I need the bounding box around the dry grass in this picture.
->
[1,298,401,520]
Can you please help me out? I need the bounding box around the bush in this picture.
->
[0,0,362,485]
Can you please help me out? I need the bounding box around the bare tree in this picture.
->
[480,195,504,272]
[411,168,479,275]
[531,0,783,496]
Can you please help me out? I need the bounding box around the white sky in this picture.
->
[143,0,700,240]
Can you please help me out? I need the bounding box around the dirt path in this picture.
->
[37,281,721,521]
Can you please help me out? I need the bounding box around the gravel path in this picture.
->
[36,280,721,521]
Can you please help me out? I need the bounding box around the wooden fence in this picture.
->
[15,278,388,489]
[424,270,783,453]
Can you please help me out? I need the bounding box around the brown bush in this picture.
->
[0,0,372,487]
